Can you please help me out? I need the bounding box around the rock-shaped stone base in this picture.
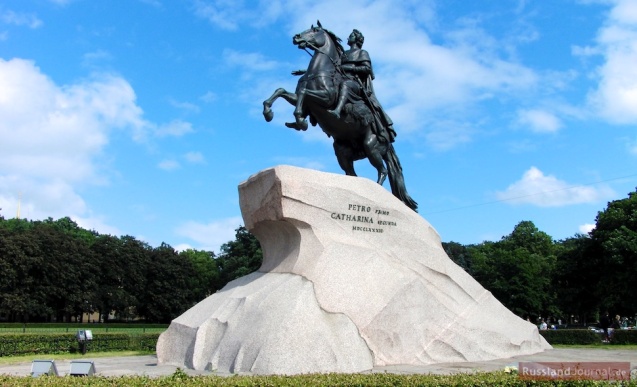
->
[157,165,550,374]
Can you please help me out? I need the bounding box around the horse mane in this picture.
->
[321,28,344,56]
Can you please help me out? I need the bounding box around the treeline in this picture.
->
[2,188,636,325]
[0,216,261,323]
[443,188,637,324]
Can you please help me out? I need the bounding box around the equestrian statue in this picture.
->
[262,21,418,211]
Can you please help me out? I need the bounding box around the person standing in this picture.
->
[612,315,621,328]
[539,319,548,330]
[600,311,611,342]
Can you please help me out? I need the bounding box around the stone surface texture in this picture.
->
[157,165,551,374]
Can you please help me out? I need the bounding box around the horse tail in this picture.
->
[385,144,418,212]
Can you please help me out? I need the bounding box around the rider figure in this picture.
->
[328,29,396,143]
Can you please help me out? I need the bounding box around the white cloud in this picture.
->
[1,10,42,29]
[0,177,86,220]
[425,121,473,150]
[572,44,601,57]
[82,50,113,68]
[517,109,562,133]
[192,0,242,30]
[0,58,147,180]
[496,166,615,207]
[628,138,637,155]
[155,119,194,137]
[192,0,284,30]
[587,0,637,124]
[579,223,595,234]
[158,159,180,171]
[222,49,281,72]
[184,151,205,164]
[169,99,200,113]
[200,91,218,103]
[0,58,147,227]
[175,216,243,254]
[74,215,123,236]
[173,243,194,252]
[609,0,637,24]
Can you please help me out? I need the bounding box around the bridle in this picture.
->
[299,29,343,75]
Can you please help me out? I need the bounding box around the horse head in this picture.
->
[292,22,344,55]
[293,24,327,51]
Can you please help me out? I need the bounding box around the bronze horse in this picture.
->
[262,22,417,211]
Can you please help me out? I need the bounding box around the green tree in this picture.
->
[467,241,496,286]
[91,235,141,322]
[443,241,473,275]
[469,221,557,320]
[0,228,41,322]
[0,217,34,233]
[553,234,598,324]
[117,236,152,321]
[217,226,263,286]
[29,221,97,322]
[0,217,264,322]
[589,188,637,315]
[48,217,98,245]
[137,243,193,323]
[0,221,92,322]
[179,249,220,300]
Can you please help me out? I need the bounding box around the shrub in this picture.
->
[130,333,161,351]
[0,332,160,356]
[0,334,75,356]
[0,371,633,386]
[610,329,637,344]
[540,328,637,345]
[539,329,601,345]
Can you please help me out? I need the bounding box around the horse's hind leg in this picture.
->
[263,88,298,122]
[333,141,357,176]
[363,131,388,185]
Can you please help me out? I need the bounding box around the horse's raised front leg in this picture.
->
[263,88,298,122]
[333,141,357,177]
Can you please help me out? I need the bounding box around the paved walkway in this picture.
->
[1,349,636,377]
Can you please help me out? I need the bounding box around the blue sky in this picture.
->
[1,0,636,253]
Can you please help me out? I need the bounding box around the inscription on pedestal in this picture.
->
[330,203,398,233]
